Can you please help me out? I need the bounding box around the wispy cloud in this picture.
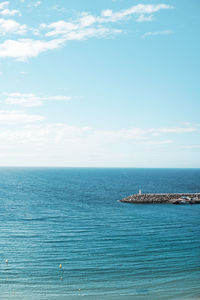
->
[0,110,45,124]
[143,30,173,37]
[105,126,197,141]
[49,5,67,13]
[100,4,173,22]
[0,124,174,148]
[0,3,173,60]
[42,4,173,37]
[136,14,153,22]
[156,127,196,133]
[0,121,197,166]
[182,145,200,149]
[0,2,8,10]
[0,1,20,16]
[3,92,72,107]
[104,126,197,141]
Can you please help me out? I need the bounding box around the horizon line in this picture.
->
[0,166,199,169]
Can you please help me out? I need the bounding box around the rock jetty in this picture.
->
[120,193,200,204]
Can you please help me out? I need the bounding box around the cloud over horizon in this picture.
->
[0,120,197,166]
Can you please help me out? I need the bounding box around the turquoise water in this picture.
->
[0,168,200,300]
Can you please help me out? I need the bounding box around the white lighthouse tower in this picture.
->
[139,189,142,195]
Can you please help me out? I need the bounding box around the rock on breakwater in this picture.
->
[120,193,200,204]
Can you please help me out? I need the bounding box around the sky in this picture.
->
[0,0,199,167]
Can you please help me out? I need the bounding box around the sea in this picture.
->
[0,167,200,300]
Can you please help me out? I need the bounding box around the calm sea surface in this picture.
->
[0,168,200,300]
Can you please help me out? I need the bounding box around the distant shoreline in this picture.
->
[121,193,200,204]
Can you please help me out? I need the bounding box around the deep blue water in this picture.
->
[0,168,200,300]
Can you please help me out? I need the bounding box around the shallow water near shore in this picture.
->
[0,168,200,300]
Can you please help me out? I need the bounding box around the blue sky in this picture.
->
[0,0,199,167]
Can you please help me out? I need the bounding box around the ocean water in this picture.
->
[0,167,200,300]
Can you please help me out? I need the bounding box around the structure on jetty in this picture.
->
[121,191,200,204]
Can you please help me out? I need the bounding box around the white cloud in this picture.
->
[27,1,41,8]
[49,5,67,13]
[0,123,172,149]
[0,110,45,124]
[63,27,121,41]
[0,124,92,153]
[0,38,65,60]
[0,2,19,16]
[0,8,19,16]
[44,4,173,38]
[0,18,27,35]
[80,14,96,27]
[4,92,72,106]
[104,126,196,140]
[0,122,197,166]
[142,140,174,145]
[43,19,121,40]
[100,4,173,22]
[143,30,173,37]
[0,27,120,60]
[183,145,200,149]
[43,21,79,37]
[0,122,194,142]
[0,3,173,60]
[157,127,196,134]
[0,2,9,10]
[136,14,153,22]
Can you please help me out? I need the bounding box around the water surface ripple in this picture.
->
[0,168,200,299]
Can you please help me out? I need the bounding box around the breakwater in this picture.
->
[120,193,200,204]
